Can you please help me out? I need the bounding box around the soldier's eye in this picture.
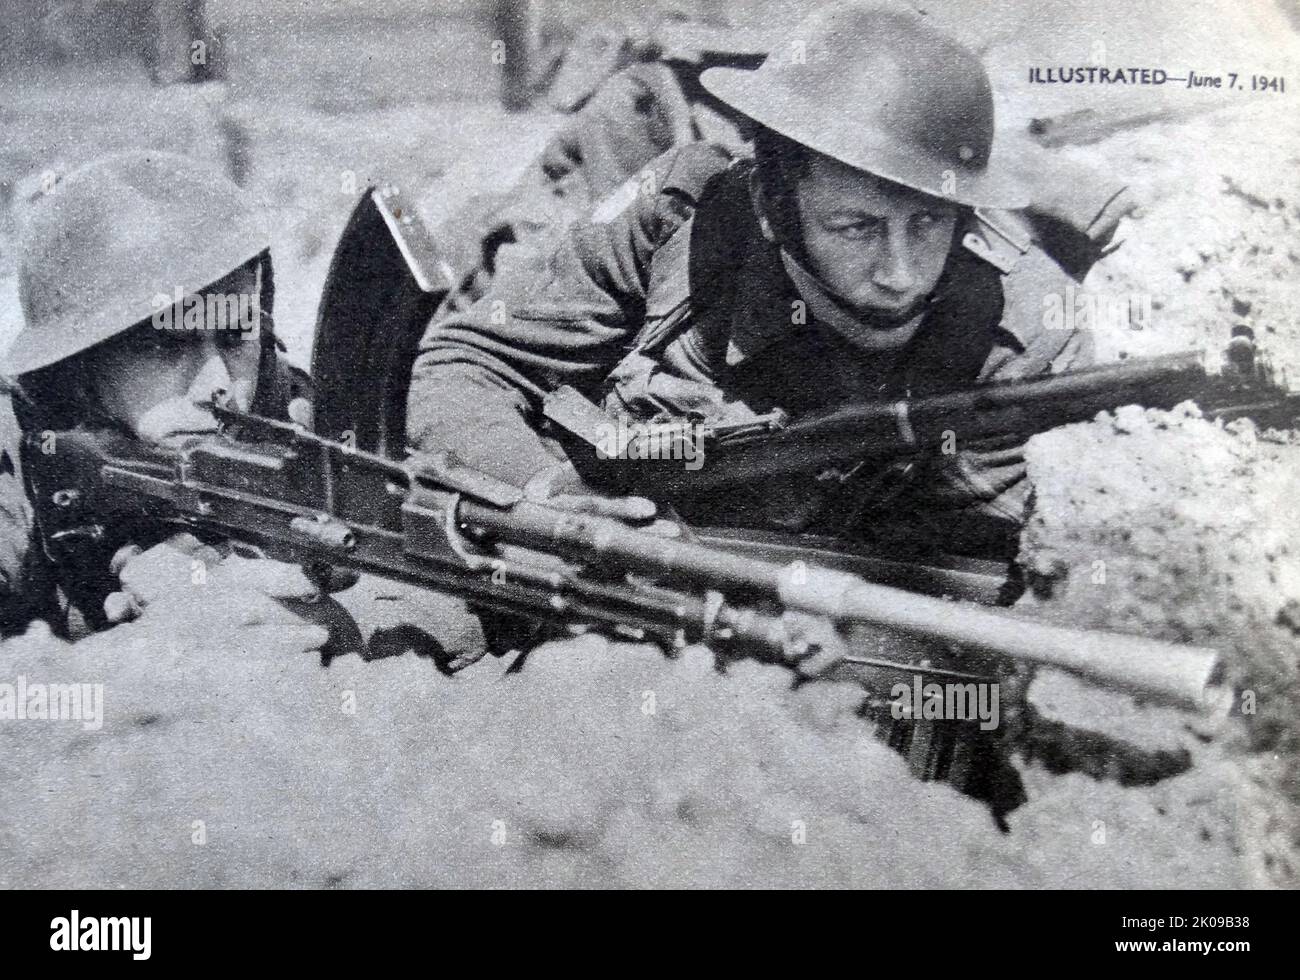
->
[216,326,257,350]
[134,327,186,352]
[829,216,882,238]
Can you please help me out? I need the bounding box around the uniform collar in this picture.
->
[953,211,1033,350]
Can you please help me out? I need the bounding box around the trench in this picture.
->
[859,672,1194,829]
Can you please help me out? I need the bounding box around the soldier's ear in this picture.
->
[748,170,778,245]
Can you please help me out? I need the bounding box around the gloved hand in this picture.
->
[103,532,332,655]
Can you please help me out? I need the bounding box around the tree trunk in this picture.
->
[152,0,209,85]
[494,0,541,111]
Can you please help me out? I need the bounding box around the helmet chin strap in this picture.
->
[779,245,927,326]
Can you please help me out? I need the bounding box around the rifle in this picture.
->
[23,404,1223,709]
[544,334,1300,497]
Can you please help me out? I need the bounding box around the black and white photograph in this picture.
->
[0,0,1296,918]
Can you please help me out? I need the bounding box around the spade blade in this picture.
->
[310,185,455,459]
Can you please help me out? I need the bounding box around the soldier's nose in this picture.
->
[187,353,235,407]
[872,225,916,294]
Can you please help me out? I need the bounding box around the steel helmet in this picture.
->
[6,151,270,376]
[701,1,1027,209]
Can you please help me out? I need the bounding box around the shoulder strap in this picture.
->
[634,157,755,357]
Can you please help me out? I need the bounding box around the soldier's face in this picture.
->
[795,156,958,320]
[89,265,263,444]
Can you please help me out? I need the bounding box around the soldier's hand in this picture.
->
[928,443,1027,511]
[523,462,682,537]
[102,533,330,654]
[780,611,850,680]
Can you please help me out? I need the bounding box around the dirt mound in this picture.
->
[0,617,994,888]
[1071,101,1300,378]
[1018,404,1300,886]
[2,591,1248,888]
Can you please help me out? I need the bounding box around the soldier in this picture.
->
[1,151,488,666]
[406,1,1128,560]
[0,150,319,640]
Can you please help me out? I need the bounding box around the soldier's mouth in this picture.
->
[863,308,913,325]
[133,400,223,445]
[857,298,925,328]
[857,288,920,318]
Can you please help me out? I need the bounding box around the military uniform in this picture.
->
[407,2,1138,557]
[436,59,734,320]
[407,141,1096,553]
[434,17,768,320]
[0,391,57,634]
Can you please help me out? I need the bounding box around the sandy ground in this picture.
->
[2,2,1299,888]
[0,588,1248,889]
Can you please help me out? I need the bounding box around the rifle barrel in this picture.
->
[458,498,1221,708]
[46,424,1223,709]
[666,352,1210,492]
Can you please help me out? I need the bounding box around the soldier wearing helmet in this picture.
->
[0,151,292,633]
[1,151,485,665]
[406,1,1130,561]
